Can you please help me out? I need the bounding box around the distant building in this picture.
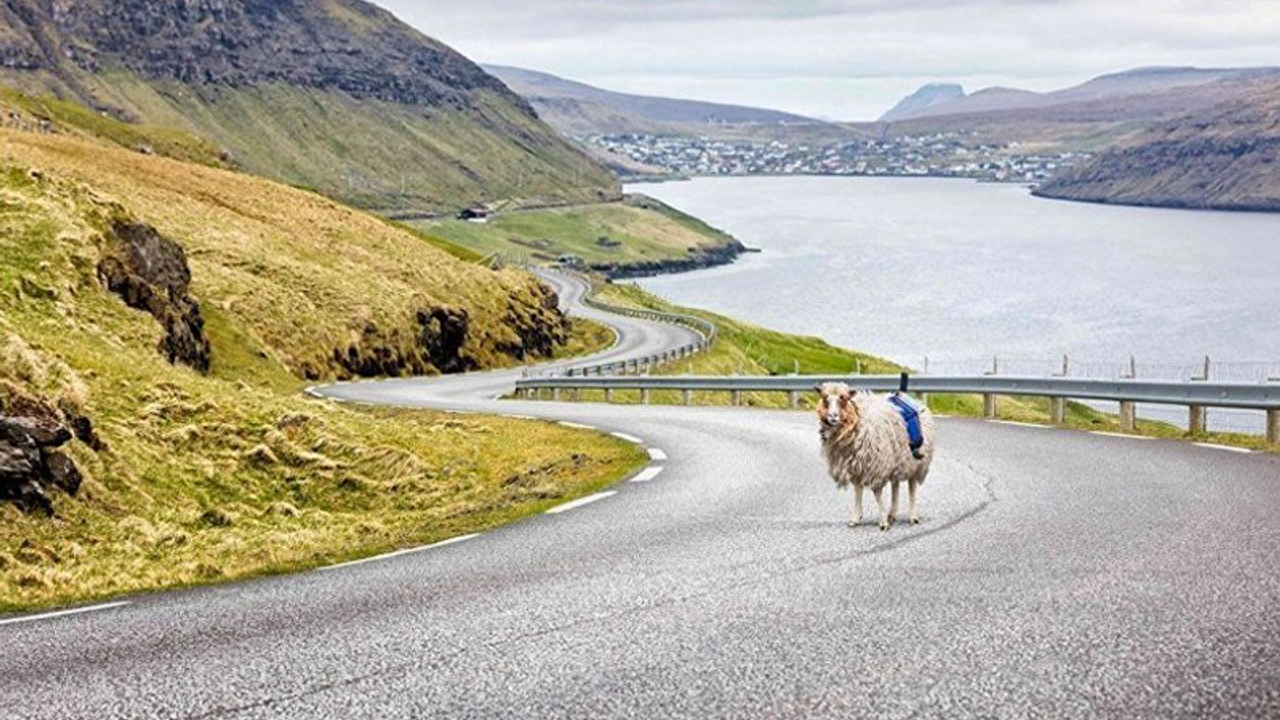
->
[458,206,489,222]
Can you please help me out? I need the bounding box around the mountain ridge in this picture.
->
[0,0,616,211]
[483,64,829,137]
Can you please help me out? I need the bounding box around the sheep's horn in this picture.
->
[813,384,824,394]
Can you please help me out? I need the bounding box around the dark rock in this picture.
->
[42,451,82,496]
[0,415,71,448]
[416,307,470,374]
[1,410,87,515]
[0,441,52,516]
[0,440,40,481]
[98,219,211,372]
[63,409,104,451]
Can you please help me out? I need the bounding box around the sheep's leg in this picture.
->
[908,478,920,525]
[874,485,889,531]
[888,481,900,525]
[848,484,863,527]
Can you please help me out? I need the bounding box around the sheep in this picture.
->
[815,382,935,531]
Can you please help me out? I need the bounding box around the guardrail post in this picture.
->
[1049,397,1065,425]
[1119,401,1136,431]
[983,394,998,419]
[641,388,651,405]
[551,388,561,402]
[1188,405,1207,434]
[788,390,799,409]
[732,390,743,407]
[1269,409,1280,445]
[605,388,614,403]
[682,389,692,406]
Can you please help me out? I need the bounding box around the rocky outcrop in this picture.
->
[327,282,569,379]
[0,413,83,516]
[0,0,528,115]
[97,220,211,372]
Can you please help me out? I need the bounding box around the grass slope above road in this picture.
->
[417,195,744,275]
[0,131,643,612]
[577,281,1278,452]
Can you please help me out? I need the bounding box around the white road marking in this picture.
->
[647,447,668,460]
[610,432,643,444]
[1091,431,1154,441]
[1193,442,1253,454]
[502,414,536,420]
[0,601,130,628]
[545,491,616,514]
[631,466,665,483]
[990,420,1048,429]
[558,421,596,430]
[320,533,481,571]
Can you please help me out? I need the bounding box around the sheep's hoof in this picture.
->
[910,517,920,525]
[879,522,889,532]
[887,514,896,525]
[847,519,860,528]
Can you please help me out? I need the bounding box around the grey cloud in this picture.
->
[374,0,1280,120]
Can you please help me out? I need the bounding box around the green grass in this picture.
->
[0,88,230,169]
[0,133,646,612]
[50,72,619,213]
[416,194,739,269]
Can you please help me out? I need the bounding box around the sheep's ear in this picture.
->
[813,384,824,395]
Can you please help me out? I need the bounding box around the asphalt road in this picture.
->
[4,272,1279,719]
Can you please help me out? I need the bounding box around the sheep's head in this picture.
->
[815,382,858,431]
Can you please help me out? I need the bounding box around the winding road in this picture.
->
[4,272,1280,719]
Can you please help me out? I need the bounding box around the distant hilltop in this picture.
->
[878,83,965,122]
[878,66,1280,123]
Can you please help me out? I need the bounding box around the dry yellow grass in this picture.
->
[0,136,644,611]
[0,130,566,381]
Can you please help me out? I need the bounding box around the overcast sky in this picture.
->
[375,0,1280,120]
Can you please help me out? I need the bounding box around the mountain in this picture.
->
[880,67,1274,122]
[1033,82,1280,211]
[483,64,829,138]
[0,0,616,212]
[878,83,965,122]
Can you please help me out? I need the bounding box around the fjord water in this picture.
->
[633,176,1280,380]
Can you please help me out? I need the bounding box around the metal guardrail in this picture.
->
[514,373,1280,443]
[534,275,717,378]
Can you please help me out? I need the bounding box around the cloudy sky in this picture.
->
[376,0,1280,120]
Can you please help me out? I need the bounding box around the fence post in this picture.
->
[732,390,743,407]
[1119,401,1136,431]
[682,389,692,406]
[1268,409,1280,445]
[1050,397,1066,424]
[788,390,799,409]
[1188,405,1207,435]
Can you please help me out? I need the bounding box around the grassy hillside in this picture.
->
[0,130,586,380]
[0,131,643,610]
[0,0,617,213]
[1034,83,1280,211]
[418,195,745,276]
[0,88,231,168]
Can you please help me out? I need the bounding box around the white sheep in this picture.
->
[816,382,935,531]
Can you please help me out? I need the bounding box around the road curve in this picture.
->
[3,272,1280,719]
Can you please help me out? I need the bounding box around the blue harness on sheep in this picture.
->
[891,372,925,460]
